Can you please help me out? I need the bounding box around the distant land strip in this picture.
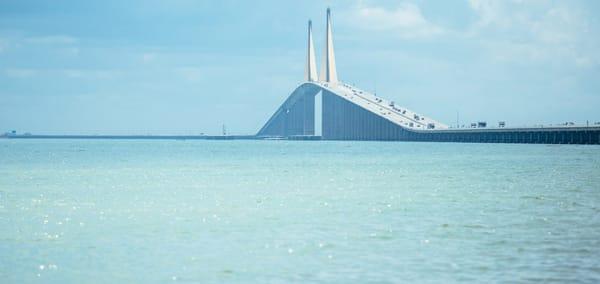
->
[2,135,258,140]
[1,135,321,141]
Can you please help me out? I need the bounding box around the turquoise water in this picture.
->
[1,140,599,283]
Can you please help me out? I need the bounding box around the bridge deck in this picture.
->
[318,82,448,131]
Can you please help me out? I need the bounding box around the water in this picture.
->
[1,140,599,283]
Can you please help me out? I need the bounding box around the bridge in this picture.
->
[257,9,600,145]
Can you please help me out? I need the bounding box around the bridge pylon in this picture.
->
[305,20,318,82]
[320,8,338,84]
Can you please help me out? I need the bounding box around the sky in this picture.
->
[1,0,599,135]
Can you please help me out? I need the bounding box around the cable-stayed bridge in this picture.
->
[257,9,600,144]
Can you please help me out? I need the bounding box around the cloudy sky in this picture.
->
[1,0,599,135]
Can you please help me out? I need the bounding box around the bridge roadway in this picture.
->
[317,81,448,131]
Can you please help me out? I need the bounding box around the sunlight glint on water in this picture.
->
[1,140,599,283]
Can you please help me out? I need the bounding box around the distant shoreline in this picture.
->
[0,134,322,141]
[1,134,256,140]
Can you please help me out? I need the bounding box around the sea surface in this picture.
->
[1,139,599,283]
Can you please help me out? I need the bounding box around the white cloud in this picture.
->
[467,0,599,67]
[61,47,80,57]
[2,68,121,80]
[532,7,582,45]
[0,35,79,55]
[3,68,37,78]
[468,0,512,29]
[61,69,119,80]
[0,38,7,53]
[25,35,78,45]
[341,2,443,39]
[176,67,202,81]
[142,52,158,63]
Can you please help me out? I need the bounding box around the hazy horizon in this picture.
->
[1,0,599,135]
